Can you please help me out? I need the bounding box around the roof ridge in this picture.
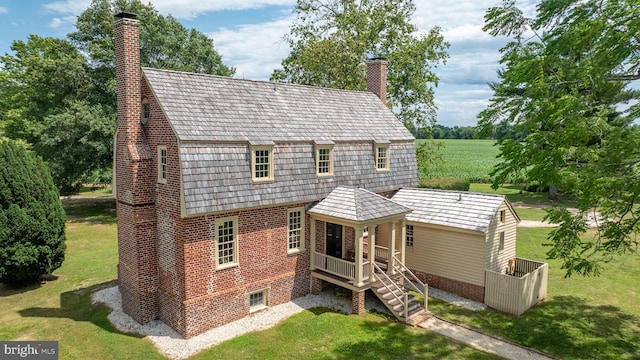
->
[142,67,380,98]
[402,187,505,199]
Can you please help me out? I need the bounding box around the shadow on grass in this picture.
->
[17,280,143,339]
[62,198,117,225]
[438,295,639,359]
[330,317,498,360]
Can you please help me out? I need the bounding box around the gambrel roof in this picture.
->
[141,68,419,216]
[391,188,520,233]
[142,68,414,143]
[308,186,411,223]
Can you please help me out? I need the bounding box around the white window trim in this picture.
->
[406,225,414,247]
[499,231,505,253]
[215,216,239,270]
[315,145,334,176]
[500,210,506,223]
[157,145,167,184]
[251,145,274,182]
[287,207,306,254]
[376,144,390,171]
[249,289,268,312]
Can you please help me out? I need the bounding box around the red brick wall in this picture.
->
[114,15,158,324]
[366,59,387,104]
[178,204,312,337]
[413,270,485,302]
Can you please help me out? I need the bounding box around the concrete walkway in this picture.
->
[419,317,556,360]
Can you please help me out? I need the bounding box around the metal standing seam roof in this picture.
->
[308,186,412,222]
[391,188,517,233]
[142,67,414,143]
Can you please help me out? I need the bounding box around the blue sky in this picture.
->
[0,0,538,127]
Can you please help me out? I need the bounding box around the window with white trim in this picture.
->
[251,146,274,181]
[406,225,414,247]
[376,145,389,170]
[158,146,167,183]
[216,216,238,268]
[363,226,369,237]
[316,145,334,176]
[499,231,505,252]
[500,210,506,223]
[249,290,267,311]
[287,207,305,253]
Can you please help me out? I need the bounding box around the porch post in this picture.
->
[401,218,407,265]
[310,218,316,270]
[354,226,364,287]
[368,224,376,279]
[388,221,396,275]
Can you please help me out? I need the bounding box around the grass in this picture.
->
[428,226,640,360]
[3,195,638,359]
[0,200,496,359]
[420,139,500,182]
[0,200,164,360]
[191,309,498,359]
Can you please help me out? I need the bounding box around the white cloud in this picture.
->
[148,0,295,19]
[43,0,90,16]
[209,17,293,80]
[49,18,63,28]
[0,7,8,14]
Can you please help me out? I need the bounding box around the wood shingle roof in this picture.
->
[309,186,411,222]
[142,68,414,143]
[391,188,519,233]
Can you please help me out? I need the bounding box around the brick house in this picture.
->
[114,12,429,338]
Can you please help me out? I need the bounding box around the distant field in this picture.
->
[418,139,500,183]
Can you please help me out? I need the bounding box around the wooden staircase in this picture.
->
[370,260,430,325]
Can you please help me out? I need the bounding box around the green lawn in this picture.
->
[191,309,498,359]
[429,226,640,360]
[0,201,164,360]
[2,198,638,359]
[0,201,495,359]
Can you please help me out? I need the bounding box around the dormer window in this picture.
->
[376,144,389,171]
[316,145,334,176]
[251,145,274,182]
[141,98,150,124]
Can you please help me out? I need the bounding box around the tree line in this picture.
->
[413,123,525,140]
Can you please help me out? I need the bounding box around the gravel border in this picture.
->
[92,286,388,359]
[92,285,486,359]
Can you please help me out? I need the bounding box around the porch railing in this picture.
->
[313,251,369,281]
[363,245,401,262]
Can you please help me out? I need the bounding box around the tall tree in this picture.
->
[271,0,449,138]
[479,0,640,276]
[0,138,66,287]
[69,0,235,106]
[0,0,234,194]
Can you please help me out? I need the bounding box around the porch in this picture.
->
[307,186,429,323]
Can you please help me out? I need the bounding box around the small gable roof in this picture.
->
[391,188,519,233]
[309,186,411,223]
[142,68,414,143]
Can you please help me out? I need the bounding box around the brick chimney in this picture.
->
[366,57,387,105]
[114,12,158,325]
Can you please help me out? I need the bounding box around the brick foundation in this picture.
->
[413,270,485,302]
[352,290,366,315]
[311,277,323,295]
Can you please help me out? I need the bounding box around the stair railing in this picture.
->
[372,262,406,316]
[392,255,428,308]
